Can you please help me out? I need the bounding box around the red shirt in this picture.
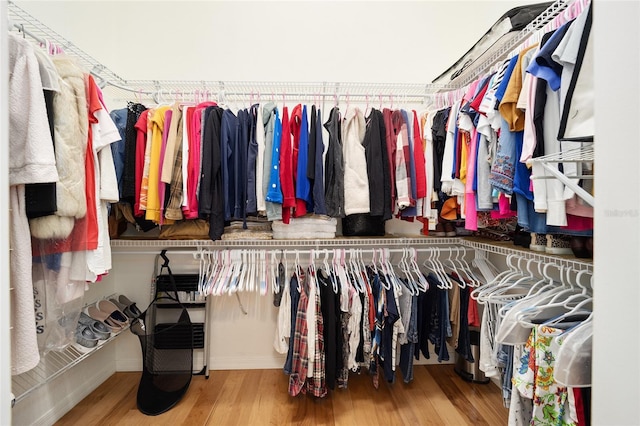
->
[134,110,149,216]
[81,75,101,251]
[279,107,295,223]
[412,111,427,199]
[185,102,217,220]
[289,104,307,218]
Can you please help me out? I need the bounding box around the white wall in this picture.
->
[1,1,12,423]
[14,0,538,83]
[592,1,640,425]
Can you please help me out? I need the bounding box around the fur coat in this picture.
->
[29,56,88,239]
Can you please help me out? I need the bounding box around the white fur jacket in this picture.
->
[29,56,88,239]
[342,107,370,216]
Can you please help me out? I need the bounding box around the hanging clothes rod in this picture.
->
[102,80,454,105]
[112,246,472,257]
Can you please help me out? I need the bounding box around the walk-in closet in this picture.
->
[1,0,638,425]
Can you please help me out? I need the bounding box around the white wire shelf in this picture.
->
[109,237,593,270]
[462,239,592,272]
[530,145,595,207]
[11,317,130,406]
[101,81,458,106]
[7,1,128,88]
[531,145,594,163]
[450,0,572,87]
[110,236,461,250]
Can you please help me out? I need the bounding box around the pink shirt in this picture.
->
[185,102,217,219]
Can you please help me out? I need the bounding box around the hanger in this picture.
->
[515,265,587,328]
[561,269,593,313]
[228,250,243,294]
[559,268,593,308]
[378,249,391,290]
[257,250,266,296]
[488,258,540,301]
[407,248,421,292]
[348,249,364,293]
[246,250,255,293]
[442,247,465,289]
[410,248,429,292]
[540,297,592,329]
[294,251,304,293]
[472,254,525,303]
[309,249,318,281]
[456,246,482,288]
[205,250,219,296]
[496,261,555,319]
[397,248,415,296]
[358,249,371,291]
[236,250,247,292]
[433,247,454,289]
[423,248,443,289]
[212,250,228,296]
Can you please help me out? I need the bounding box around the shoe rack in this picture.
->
[10,294,130,407]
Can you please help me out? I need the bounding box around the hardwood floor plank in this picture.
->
[205,370,246,425]
[55,372,134,426]
[55,365,509,426]
[427,365,491,425]
[413,365,476,425]
[444,366,509,424]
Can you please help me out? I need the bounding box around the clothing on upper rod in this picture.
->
[106,94,450,240]
[418,2,594,257]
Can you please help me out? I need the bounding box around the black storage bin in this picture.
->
[341,214,386,236]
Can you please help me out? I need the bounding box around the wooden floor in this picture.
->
[55,365,508,426]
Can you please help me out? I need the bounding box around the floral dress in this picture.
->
[531,326,576,426]
[511,326,577,426]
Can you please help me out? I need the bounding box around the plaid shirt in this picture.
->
[306,268,327,398]
[288,269,309,396]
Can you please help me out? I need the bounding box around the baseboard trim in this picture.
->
[117,355,288,372]
[116,353,452,373]
[209,355,287,370]
[14,362,115,426]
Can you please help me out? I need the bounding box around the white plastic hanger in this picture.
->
[563,269,592,308]
[410,248,429,292]
[486,258,540,303]
[540,297,592,329]
[294,251,302,293]
[472,254,523,303]
[422,249,441,288]
[237,250,248,292]
[398,248,416,296]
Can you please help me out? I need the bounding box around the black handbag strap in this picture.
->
[152,249,187,309]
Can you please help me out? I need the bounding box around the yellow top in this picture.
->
[145,106,171,223]
[499,44,539,132]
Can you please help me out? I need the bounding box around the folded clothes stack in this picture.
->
[271,216,337,239]
[221,218,273,240]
